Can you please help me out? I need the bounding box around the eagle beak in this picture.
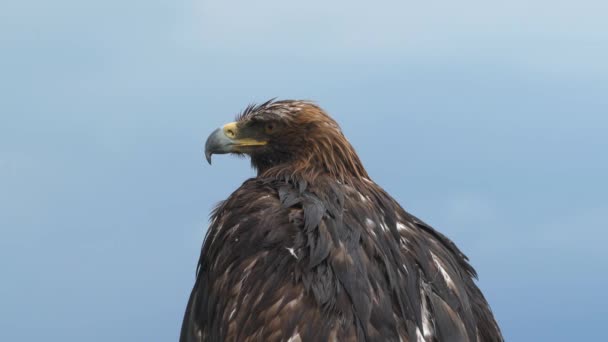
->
[205,127,233,164]
[204,122,267,164]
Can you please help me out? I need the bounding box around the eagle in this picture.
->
[181,100,503,342]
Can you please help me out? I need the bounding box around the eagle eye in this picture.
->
[265,123,275,134]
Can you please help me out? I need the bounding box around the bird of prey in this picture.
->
[181,99,503,342]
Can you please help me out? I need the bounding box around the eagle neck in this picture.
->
[256,152,369,185]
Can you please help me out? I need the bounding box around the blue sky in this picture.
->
[1,0,607,340]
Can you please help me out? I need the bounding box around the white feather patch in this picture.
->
[287,332,301,342]
[396,222,410,232]
[380,221,389,232]
[358,192,369,203]
[431,252,456,291]
[416,327,426,342]
[285,247,298,259]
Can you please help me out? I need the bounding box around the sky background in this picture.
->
[1,0,607,341]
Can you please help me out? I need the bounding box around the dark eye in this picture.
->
[265,123,275,134]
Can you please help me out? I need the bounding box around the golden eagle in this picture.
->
[181,100,503,342]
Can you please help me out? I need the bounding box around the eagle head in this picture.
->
[205,99,368,181]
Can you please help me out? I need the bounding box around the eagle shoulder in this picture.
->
[342,182,503,342]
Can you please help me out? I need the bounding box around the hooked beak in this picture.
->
[204,127,233,164]
[204,122,267,164]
